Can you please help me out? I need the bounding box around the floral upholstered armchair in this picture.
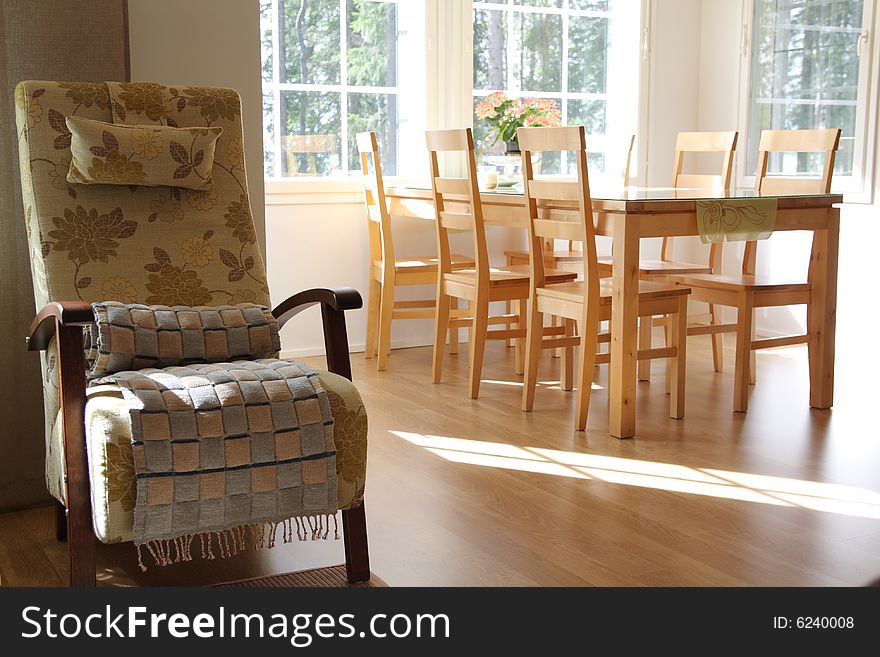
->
[16,81,369,586]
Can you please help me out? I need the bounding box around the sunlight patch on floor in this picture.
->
[390,431,880,520]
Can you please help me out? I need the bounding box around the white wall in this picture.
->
[638,0,704,263]
[646,0,703,187]
[127,0,266,256]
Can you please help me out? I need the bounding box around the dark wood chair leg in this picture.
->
[342,504,370,583]
[55,499,68,542]
[58,326,97,587]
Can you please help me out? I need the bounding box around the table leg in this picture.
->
[610,214,640,438]
[807,208,839,409]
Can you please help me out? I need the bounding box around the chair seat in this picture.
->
[667,272,811,293]
[505,249,584,263]
[62,367,367,545]
[445,264,577,287]
[596,256,713,276]
[538,278,691,304]
[376,253,475,274]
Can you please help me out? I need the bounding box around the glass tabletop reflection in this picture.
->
[479,183,837,202]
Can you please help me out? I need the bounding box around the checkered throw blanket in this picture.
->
[88,304,338,570]
[87,301,281,377]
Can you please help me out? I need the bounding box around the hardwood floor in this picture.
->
[2,333,880,586]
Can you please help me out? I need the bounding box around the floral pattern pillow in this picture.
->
[66,116,222,190]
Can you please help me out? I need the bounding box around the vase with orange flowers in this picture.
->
[474,92,562,153]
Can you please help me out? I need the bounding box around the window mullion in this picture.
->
[340,0,349,174]
[507,0,516,93]
[272,0,283,177]
[561,0,569,173]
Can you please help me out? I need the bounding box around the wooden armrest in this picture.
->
[272,287,362,327]
[272,287,363,381]
[27,301,92,351]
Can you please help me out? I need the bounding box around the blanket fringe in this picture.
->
[135,513,340,571]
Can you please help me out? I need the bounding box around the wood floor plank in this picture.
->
[0,510,64,586]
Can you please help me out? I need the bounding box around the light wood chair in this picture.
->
[504,134,635,354]
[358,131,475,371]
[283,134,338,175]
[427,128,577,399]
[667,128,841,412]
[518,126,692,430]
[505,133,635,272]
[598,130,739,381]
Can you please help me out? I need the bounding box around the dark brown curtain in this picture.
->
[0,0,128,510]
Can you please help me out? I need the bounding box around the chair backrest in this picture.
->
[672,131,739,190]
[357,131,394,273]
[741,127,841,275]
[754,128,840,195]
[518,125,598,301]
[15,81,270,311]
[620,133,636,184]
[425,128,487,285]
[283,134,338,176]
[663,130,738,265]
[552,133,634,257]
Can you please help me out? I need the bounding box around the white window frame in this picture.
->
[471,0,643,180]
[265,0,647,197]
[736,0,879,202]
[263,0,426,195]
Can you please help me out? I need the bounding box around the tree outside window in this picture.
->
[747,0,868,180]
[472,0,625,175]
[260,0,400,178]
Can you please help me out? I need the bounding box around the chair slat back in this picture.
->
[755,128,840,196]
[518,125,598,300]
[744,128,841,275]
[425,128,486,281]
[671,131,738,190]
[284,134,338,175]
[664,130,739,264]
[357,131,394,268]
[621,133,636,183]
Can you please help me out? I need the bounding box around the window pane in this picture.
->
[569,0,609,10]
[513,0,562,7]
[514,12,562,92]
[568,15,608,93]
[260,1,274,84]
[347,93,398,175]
[747,0,864,176]
[347,0,398,86]
[280,90,341,176]
[567,99,606,135]
[263,91,275,177]
[279,0,340,85]
[588,152,605,172]
[473,9,507,90]
[563,152,605,175]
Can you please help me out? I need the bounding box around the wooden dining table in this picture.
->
[383,183,843,438]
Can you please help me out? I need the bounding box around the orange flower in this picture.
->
[474,92,561,144]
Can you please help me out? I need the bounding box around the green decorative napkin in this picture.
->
[695,198,778,244]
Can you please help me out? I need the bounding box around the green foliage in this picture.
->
[748,0,865,175]
[261,0,399,176]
